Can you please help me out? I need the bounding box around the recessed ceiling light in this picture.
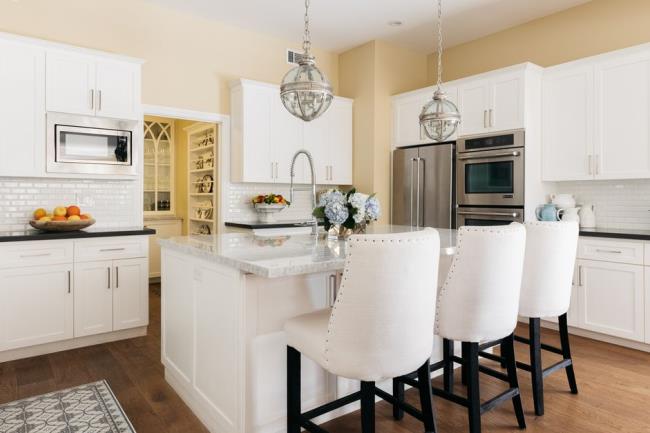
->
[388,20,403,27]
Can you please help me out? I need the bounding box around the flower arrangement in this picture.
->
[313,188,381,235]
[251,194,290,206]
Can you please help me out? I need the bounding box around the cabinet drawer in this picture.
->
[577,238,643,265]
[0,240,73,269]
[74,236,148,262]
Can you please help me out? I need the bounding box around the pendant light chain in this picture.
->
[303,0,312,56]
[436,0,443,92]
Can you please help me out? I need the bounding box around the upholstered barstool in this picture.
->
[483,221,579,416]
[432,224,528,433]
[284,229,441,433]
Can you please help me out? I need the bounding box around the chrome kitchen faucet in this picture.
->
[289,149,318,235]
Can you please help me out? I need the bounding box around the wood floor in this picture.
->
[1,285,650,432]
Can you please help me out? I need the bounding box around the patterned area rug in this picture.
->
[0,380,135,433]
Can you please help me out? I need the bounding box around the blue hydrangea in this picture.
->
[349,192,368,223]
[325,200,349,225]
[365,196,381,221]
[319,189,345,207]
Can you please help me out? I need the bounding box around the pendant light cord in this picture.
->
[436,0,443,93]
[303,0,312,56]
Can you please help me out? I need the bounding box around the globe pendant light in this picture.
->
[420,0,461,141]
[280,0,333,122]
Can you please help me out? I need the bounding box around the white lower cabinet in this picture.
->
[74,260,114,337]
[576,259,645,342]
[0,264,73,351]
[113,258,149,331]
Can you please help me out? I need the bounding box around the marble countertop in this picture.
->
[159,225,457,278]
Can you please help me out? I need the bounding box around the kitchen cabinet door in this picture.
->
[595,52,650,179]
[576,259,644,342]
[392,90,431,147]
[542,65,594,181]
[270,91,304,184]
[0,40,45,177]
[458,79,490,136]
[74,260,113,337]
[95,60,140,120]
[0,264,73,351]
[490,72,524,132]
[46,51,96,116]
[113,257,149,331]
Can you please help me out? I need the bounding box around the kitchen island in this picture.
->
[159,226,456,433]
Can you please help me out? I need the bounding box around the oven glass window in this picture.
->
[464,218,513,226]
[465,161,513,194]
[57,129,131,164]
[465,134,514,150]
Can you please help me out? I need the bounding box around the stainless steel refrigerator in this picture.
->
[392,142,455,229]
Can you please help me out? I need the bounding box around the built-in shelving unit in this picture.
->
[186,123,218,235]
[144,120,175,215]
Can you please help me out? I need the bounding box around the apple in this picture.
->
[33,208,47,220]
[67,215,81,221]
[53,206,67,217]
[66,205,81,217]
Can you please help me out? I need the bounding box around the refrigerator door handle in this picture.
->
[415,157,421,228]
[410,157,417,227]
[418,157,425,227]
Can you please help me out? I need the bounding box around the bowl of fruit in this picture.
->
[30,206,95,232]
[251,194,290,223]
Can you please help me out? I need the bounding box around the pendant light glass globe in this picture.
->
[421,0,461,141]
[280,56,333,122]
[420,89,461,142]
[280,0,333,122]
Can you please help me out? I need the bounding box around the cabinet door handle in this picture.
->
[100,247,125,252]
[98,90,102,111]
[328,274,337,306]
[67,270,71,294]
[116,266,119,288]
[20,252,51,258]
[594,154,600,175]
[107,267,111,289]
[89,89,94,110]
[578,265,582,287]
[270,162,274,179]
[483,110,488,128]
[489,109,493,127]
[595,248,622,254]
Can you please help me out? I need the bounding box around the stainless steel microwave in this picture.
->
[47,113,137,175]
[456,129,525,208]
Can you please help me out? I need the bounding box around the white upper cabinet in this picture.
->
[542,64,594,181]
[543,45,650,181]
[0,39,46,177]
[46,50,141,120]
[304,97,353,185]
[231,79,353,185]
[458,70,525,136]
[595,51,650,179]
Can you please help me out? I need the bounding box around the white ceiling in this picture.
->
[149,0,591,54]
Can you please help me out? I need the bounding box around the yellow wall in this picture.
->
[339,41,428,222]
[427,0,650,83]
[0,0,338,114]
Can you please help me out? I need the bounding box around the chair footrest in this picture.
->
[543,359,573,378]
[478,364,509,382]
[301,391,361,420]
[375,388,424,422]
[480,388,520,415]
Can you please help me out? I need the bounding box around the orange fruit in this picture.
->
[80,213,92,220]
[67,215,81,221]
[33,208,47,220]
[52,215,67,222]
[66,205,81,217]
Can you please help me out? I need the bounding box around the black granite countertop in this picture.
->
[225,220,324,230]
[580,228,650,241]
[0,227,156,242]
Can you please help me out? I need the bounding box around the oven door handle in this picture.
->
[457,150,521,160]
[457,210,520,218]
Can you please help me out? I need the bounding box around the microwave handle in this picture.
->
[457,150,521,160]
[457,210,520,218]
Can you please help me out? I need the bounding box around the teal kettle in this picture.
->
[536,204,561,221]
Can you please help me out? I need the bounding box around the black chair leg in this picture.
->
[529,317,544,416]
[559,313,578,394]
[461,342,469,386]
[361,381,375,433]
[464,342,481,433]
[499,340,507,368]
[502,334,526,429]
[392,378,404,420]
[287,346,301,433]
[443,338,454,393]
[417,360,438,433]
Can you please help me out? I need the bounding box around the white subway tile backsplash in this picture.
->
[554,179,650,229]
[0,177,140,232]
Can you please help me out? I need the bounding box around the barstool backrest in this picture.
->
[436,223,526,343]
[519,221,579,318]
[325,228,440,382]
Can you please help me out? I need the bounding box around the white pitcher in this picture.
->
[559,207,580,223]
[578,204,596,228]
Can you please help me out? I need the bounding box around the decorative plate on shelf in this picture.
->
[200,175,214,193]
[30,218,96,232]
